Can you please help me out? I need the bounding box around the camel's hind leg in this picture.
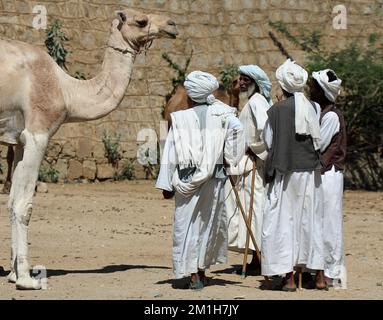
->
[7,144,24,284]
[1,146,15,194]
[8,129,48,290]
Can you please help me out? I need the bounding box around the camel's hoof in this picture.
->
[15,277,41,290]
[7,271,17,283]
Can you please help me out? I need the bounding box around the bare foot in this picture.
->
[189,272,204,290]
[282,272,297,292]
[315,270,328,290]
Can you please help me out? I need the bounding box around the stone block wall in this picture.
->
[0,0,382,181]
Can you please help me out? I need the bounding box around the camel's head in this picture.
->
[111,9,178,52]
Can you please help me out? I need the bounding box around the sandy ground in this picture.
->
[0,180,382,300]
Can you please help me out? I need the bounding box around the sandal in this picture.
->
[316,284,329,291]
[189,279,204,291]
[282,284,297,292]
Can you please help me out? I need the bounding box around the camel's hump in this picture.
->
[0,38,53,66]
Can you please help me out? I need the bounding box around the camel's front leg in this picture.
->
[8,130,49,290]
[7,144,25,284]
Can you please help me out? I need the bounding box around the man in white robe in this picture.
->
[224,65,272,273]
[309,69,347,288]
[156,71,245,290]
[261,59,326,291]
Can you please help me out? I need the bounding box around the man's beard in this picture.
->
[238,83,257,110]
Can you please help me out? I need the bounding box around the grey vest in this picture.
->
[265,96,321,181]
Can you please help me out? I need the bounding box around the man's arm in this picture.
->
[320,111,340,153]
[224,115,245,167]
[156,127,177,196]
[247,95,270,160]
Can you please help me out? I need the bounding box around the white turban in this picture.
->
[184,71,219,105]
[276,59,321,150]
[312,69,342,102]
[239,65,272,103]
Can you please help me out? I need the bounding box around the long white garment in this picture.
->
[173,178,227,278]
[322,166,345,283]
[261,171,324,276]
[156,103,244,279]
[225,93,270,252]
[320,111,345,285]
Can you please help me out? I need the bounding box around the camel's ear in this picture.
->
[111,19,120,31]
[116,11,127,30]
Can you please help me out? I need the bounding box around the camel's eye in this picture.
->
[136,18,148,28]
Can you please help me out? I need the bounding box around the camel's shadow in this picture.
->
[44,264,171,277]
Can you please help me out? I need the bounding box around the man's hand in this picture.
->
[162,189,175,199]
[275,92,284,102]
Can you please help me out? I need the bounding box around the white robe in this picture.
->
[156,103,244,279]
[320,111,346,284]
[261,171,324,276]
[225,93,270,252]
[261,103,324,276]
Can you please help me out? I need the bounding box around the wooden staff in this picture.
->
[228,175,261,262]
[298,267,303,290]
[241,160,257,278]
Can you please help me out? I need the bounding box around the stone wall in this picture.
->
[0,0,382,182]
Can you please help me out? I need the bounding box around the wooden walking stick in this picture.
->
[241,160,257,278]
[228,175,261,262]
[298,267,303,290]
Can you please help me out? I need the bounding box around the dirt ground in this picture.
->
[0,180,382,300]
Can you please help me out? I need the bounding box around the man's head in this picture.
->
[184,71,219,106]
[276,59,308,96]
[239,73,256,93]
[309,69,342,106]
[238,65,272,102]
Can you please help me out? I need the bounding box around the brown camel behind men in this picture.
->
[163,75,240,126]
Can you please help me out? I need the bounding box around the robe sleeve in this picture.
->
[248,95,269,131]
[320,111,340,153]
[224,115,245,167]
[155,127,177,192]
[247,95,270,160]
[263,118,273,150]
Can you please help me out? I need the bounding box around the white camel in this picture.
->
[0,8,177,290]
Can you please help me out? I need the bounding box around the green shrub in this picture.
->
[45,20,86,79]
[38,166,59,183]
[219,64,239,90]
[102,131,122,168]
[114,160,135,181]
[73,70,86,80]
[45,20,69,70]
[162,49,193,90]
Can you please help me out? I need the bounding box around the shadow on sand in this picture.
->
[211,264,262,276]
[44,264,171,277]
[156,275,242,290]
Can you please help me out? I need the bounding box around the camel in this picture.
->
[0,8,178,290]
[163,76,240,126]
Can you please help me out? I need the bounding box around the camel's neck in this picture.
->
[62,47,136,122]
